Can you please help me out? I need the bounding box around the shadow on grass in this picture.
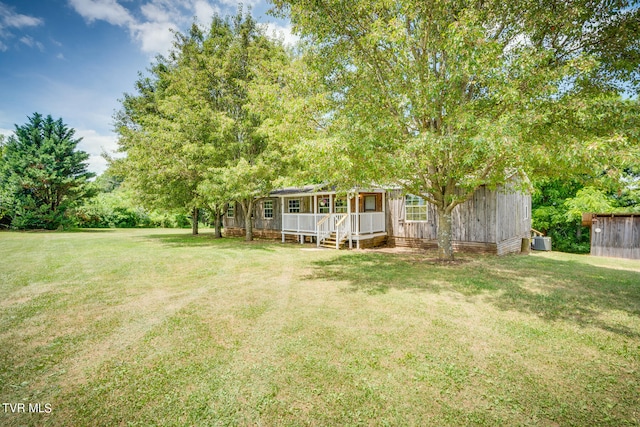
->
[309,252,640,337]
[142,233,277,251]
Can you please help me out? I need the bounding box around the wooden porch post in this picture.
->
[382,190,386,234]
[347,193,353,249]
[382,190,386,213]
[281,196,286,243]
[313,194,318,245]
[355,191,360,249]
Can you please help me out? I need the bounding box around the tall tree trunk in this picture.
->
[241,199,254,241]
[191,206,199,235]
[437,208,454,261]
[213,211,222,238]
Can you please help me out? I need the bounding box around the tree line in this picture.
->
[2,3,639,260]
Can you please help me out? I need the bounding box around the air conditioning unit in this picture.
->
[532,236,552,251]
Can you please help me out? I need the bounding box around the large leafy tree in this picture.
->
[114,12,291,240]
[0,113,94,229]
[113,24,221,236]
[212,14,292,241]
[272,0,640,259]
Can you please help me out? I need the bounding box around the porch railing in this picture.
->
[282,212,385,237]
[351,212,386,235]
[282,213,323,233]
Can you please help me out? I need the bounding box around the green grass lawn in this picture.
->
[1,229,639,426]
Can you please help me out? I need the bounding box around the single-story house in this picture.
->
[224,182,531,255]
[582,213,640,260]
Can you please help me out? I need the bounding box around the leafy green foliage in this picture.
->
[113,12,292,239]
[532,176,640,253]
[72,170,190,229]
[0,113,94,229]
[565,187,615,222]
[272,0,640,259]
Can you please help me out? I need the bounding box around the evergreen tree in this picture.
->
[0,113,94,229]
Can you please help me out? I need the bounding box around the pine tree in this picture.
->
[0,113,94,229]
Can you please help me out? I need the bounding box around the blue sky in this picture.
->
[0,0,293,174]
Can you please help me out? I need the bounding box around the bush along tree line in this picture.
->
[71,172,193,229]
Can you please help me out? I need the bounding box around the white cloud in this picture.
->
[0,3,43,29]
[68,0,135,26]
[68,0,182,55]
[140,2,173,23]
[131,20,177,54]
[19,35,44,51]
[68,0,281,56]
[56,53,65,60]
[262,22,298,47]
[193,0,218,28]
[219,0,260,7]
[75,128,119,174]
[0,127,13,138]
[0,3,44,50]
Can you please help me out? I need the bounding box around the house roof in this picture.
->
[269,184,385,197]
[270,184,330,196]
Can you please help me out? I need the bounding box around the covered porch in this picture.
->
[273,186,387,249]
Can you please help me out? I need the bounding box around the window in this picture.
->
[263,200,273,219]
[405,194,428,221]
[288,199,300,213]
[227,203,235,218]
[335,198,347,213]
[364,195,376,212]
[524,203,529,220]
[318,197,330,214]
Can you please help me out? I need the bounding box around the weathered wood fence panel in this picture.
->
[590,215,640,260]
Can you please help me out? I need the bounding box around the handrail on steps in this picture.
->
[335,214,349,249]
[316,213,332,247]
[317,213,331,226]
[531,228,545,237]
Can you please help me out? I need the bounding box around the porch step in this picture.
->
[320,241,345,249]
[319,233,347,249]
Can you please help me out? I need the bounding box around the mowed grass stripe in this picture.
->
[0,229,639,426]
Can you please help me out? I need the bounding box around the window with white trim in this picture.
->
[405,194,428,221]
[227,203,235,218]
[288,199,301,213]
[318,197,330,214]
[263,200,273,219]
[335,198,347,213]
